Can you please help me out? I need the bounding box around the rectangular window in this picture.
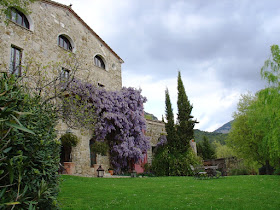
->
[89,140,97,167]
[9,46,22,76]
[60,68,70,80]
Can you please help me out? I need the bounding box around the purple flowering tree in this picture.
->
[156,135,167,148]
[67,79,150,173]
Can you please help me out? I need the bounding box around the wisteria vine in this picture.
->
[67,79,150,172]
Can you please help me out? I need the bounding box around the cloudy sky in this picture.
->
[56,0,279,131]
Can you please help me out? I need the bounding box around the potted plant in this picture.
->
[60,132,79,174]
[108,168,114,175]
[90,140,109,176]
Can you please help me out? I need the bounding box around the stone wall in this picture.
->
[56,119,165,176]
[145,119,166,164]
[56,121,110,177]
[0,0,122,177]
[0,0,123,91]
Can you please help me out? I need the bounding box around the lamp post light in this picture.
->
[131,169,137,178]
[97,165,105,178]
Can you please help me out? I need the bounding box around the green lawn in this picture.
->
[58,175,280,209]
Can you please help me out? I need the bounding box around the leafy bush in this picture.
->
[152,145,200,176]
[230,168,249,176]
[0,74,60,209]
[143,163,151,173]
[60,133,79,147]
[151,146,170,176]
[273,167,280,175]
[90,140,109,156]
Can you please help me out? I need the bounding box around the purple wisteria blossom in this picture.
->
[156,135,167,148]
[67,79,150,172]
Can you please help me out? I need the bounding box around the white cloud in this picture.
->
[123,69,239,131]
[55,0,276,132]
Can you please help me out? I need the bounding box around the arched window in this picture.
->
[8,8,30,29]
[94,55,105,69]
[58,35,73,51]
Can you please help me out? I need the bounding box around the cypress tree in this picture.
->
[201,136,216,160]
[177,71,197,153]
[165,88,177,151]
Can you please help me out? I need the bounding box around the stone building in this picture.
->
[0,0,123,90]
[145,120,166,164]
[0,0,164,176]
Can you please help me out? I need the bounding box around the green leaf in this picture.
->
[3,147,12,153]
[28,203,35,210]
[4,201,21,206]
[0,91,6,96]
[6,122,35,134]
[11,114,23,126]
[0,188,6,198]
[13,111,33,116]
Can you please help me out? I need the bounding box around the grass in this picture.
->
[58,175,280,209]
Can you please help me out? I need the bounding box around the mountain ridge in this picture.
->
[214,120,233,134]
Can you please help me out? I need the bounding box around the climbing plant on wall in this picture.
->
[67,79,150,173]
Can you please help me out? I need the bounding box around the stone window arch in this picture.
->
[94,54,106,70]
[58,34,75,52]
[8,7,33,30]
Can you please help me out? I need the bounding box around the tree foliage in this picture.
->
[0,74,60,209]
[228,45,280,173]
[213,141,236,159]
[176,71,196,153]
[164,88,177,153]
[152,72,199,176]
[197,136,216,160]
[67,79,150,173]
[194,129,228,145]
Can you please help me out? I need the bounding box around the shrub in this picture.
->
[0,75,60,209]
[90,140,109,156]
[60,133,79,162]
[60,133,79,147]
[273,167,280,175]
[152,145,200,176]
[230,168,249,176]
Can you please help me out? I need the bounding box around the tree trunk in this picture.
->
[265,160,273,175]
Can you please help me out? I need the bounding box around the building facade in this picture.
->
[0,0,123,90]
[0,0,165,176]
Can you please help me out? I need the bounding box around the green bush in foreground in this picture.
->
[0,75,60,209]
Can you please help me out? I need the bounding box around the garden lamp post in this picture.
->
[97,165,105,177]
[131,169,137,178]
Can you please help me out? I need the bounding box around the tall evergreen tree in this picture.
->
[199,136,216,160]
[177,71,196,153]
[165,88,177,152]
[152,77,200,176]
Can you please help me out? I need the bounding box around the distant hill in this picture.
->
[214,120,234,134]
[194,129,228,145]
[144,112,159,121]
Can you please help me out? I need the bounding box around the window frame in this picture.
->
[9,46,22,76]
[94,55,106,70]
[60,67,70,81]
[58,35,73,51]
[89,139,97,167]
[8,8,30,29]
